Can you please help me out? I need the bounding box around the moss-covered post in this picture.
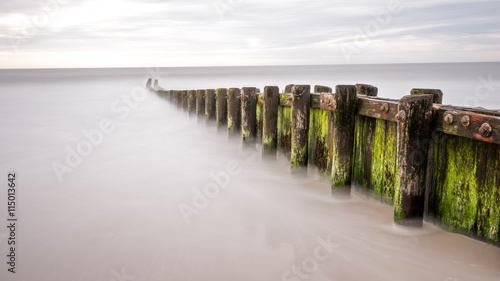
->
[196,90,206,121]
[167,90,173,103]
[291,85,311,171]
[394,95,434,226]
[188,90,196,116]
[216,88,228,131]
[331,85,357,192]
[262,86,280,158]
[227,88,241,138]
[241,87,258,147]
[409,88,443,216]
[205,89,216,122]
[182,90,188,111]
[353,84,378,189]
[176,91,182,109]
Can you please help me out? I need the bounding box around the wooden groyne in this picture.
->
[147,79,500,246]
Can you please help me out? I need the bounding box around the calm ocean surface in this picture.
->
[0,63,499,281]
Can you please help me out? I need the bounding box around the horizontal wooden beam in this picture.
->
[433,105,500,145]
[356,96,399,122]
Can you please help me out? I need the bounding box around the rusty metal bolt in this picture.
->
[444,114,454,125]
[396,110,406,122]
[380,103,389,113]
[332,100,337,110]
[461,115,470,127]
[287,96,293,102]
[479,123,492,138]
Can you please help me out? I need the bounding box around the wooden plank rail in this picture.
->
[148,81,500,246]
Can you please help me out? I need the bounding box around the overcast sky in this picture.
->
[0,0,499,68]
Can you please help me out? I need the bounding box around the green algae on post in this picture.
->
[291,85,311,171]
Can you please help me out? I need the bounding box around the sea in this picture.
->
[0,62,499,281]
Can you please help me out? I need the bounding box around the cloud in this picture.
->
[0,0,498,68]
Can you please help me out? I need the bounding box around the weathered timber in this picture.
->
[331,85,357,191]
[308,92,335,175]
[291,85,311,171]
[182,90,188,111]
[196,90,206,121]
[394,95,434,226]
[262,86,280,158]
[314,85,332,93]
[433,105,500,145]
[188,90,196,116]
[241,87,258,147]
[227,88,241,138]
[176,90,182,109]
[205,89,216,122]
[411,88,443,104]
[352,84,379,194]
[256,93,264,144]
[357,96,399,122]
[216,88,228,131]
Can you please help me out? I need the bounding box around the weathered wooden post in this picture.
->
[410,88,443,216]
[314,85,332,93]
[353,84,378,189]
[394,95,434,226]
[196,90,206,121]
[182,90,188,111]
[262,86,280,158]
[205,89,217,122]
[411,88,443,104]
[167,90,174,103]
[176,91,182,109]
[154,79,158,89]
[291,85,311,171]
[188,90,196,116]
[227,88,241,138]
[331,85,357,192]
[241,87,258,147]
[216,88,228,131]
[146,78,152,90]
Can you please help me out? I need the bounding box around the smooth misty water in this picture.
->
[0,63,499,281]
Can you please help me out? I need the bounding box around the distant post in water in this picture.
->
[196,90,206,121]
[176,91,182,109]
[331,85,357,192]
[188,90,196,116]
[394,95,434,226]
[291,85,311,171]
[262,86,280,158]
[182,90,188,111]
[216,88,228,131]
[227,88,241,137]
[205,89,217,122]
[241,87,258,147]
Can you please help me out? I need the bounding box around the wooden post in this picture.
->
[411,88,443,104]
[176,91,182,109]
[196,90,206,121]
[262,86,280,158]
[394,95,434,226]
[291,85,311,171]
[205,89,216,122]
[241,87,258,147]
[146,78,152,90]
[216,88,228,131]
[314,85,332,93]
[182,90,188,111]
[410,88,443,217]
[188,90,196,116]
[331,85,357,192]
[168,90,174,103]
[285,84,294,93]
[227,88,241,138]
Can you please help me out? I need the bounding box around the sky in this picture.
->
[0,0,499,68]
